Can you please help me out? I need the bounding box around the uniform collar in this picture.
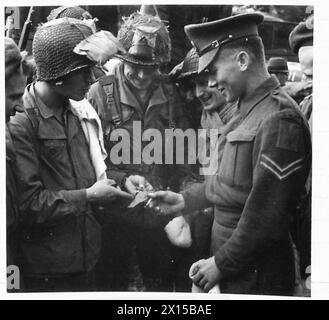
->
[29,83,72,121]
[239,75,280,118]
[117,63,167,111]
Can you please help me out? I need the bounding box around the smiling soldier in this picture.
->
[87,11,192,292]
[149,13,312,296]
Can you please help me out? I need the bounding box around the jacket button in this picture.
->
[26,235,30,240]
[44,278,49,282]
[49,232,53,237]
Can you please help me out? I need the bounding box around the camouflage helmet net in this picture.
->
[47,6,91,21]
[178,47,199,79]
[33,18,94,81]
[117,11,171,65]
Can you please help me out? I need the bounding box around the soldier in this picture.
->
[289,14,313,294]
[289,15,313,129]
[5,38,28,283]
[267,57,289,87]
[87,11,192,292]
[7,18,134,292]
[170,48,241,292]
[171,47,238,135]
[170,48,203,131]
[149,13,312,296]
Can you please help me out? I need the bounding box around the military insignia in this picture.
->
[276,120,300,152]
[260,154,303,181]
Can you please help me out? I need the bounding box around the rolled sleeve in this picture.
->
[181,181,211,214]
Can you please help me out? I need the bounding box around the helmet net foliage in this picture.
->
[117,12,171,64]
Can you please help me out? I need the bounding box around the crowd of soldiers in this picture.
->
[5,5,313,296]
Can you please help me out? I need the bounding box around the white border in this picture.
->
[2,0,329,300]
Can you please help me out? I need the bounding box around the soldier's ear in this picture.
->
[236,50,249,72]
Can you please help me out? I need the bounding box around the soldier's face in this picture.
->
[5,66,26,122]
[207,50,246,103]
[195,72,226,111]
[124,63,159,90]
[57,67,94,101]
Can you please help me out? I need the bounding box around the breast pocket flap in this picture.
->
[226,130,256,143]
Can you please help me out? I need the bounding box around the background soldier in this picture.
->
[87,11,193,292]
[170,48,241,292]
[5,38,28,282]
[267,57,289,87]
[289,14,313,295]
[149,13,312,296]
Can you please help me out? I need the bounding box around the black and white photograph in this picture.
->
[3,0,328,300]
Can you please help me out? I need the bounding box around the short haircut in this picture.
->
[220,36,265,65]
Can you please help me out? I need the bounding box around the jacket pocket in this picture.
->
[219,130,256,188]
[19,214,100,275]
[40,139,67,160]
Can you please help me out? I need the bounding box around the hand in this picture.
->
[86,179,133,202]
[147,190,185,215]
[125,175,153,195]
[189,256,221,293]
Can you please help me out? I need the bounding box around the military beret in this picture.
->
[289,15,314,54]
[184,13,264,73]
[267,57,289,74]
[5,37,22,80]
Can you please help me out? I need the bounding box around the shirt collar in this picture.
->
[239,75,280,118]
[31,83,72,121]
[117,63,167,110]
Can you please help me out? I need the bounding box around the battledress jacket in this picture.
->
[181,76,312,295]
[8,84,101,277]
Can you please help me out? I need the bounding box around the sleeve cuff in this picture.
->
[214,246,240,279]
[181,182,210,214]
[106,169,128,187]
[61,189,88,213]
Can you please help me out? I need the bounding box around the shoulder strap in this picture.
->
[24,106,41,155]
[98,74,122,127]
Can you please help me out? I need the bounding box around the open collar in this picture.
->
[239,75,280,119]
[29,83,72,122]
[116,63,168,112]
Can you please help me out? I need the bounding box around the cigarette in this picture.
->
[144,198,153,208]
